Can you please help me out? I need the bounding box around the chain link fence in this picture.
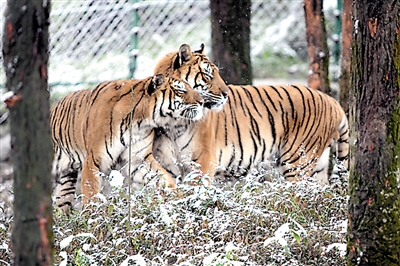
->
[1,0,339,92]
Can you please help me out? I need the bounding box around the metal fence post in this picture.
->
[334,0,342,65]
[129,0,140,79]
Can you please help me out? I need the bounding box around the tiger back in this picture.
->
[51,75,204,213]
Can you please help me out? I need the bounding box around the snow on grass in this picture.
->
[0,172,348,265]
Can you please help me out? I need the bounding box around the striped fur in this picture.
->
[156,84,349,184]
[153,46,349,184]
[51,75,204,213]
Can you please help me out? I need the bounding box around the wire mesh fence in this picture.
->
[0,0,340,91]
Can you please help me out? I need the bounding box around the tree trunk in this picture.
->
[339,0,352,115]
[210,0,252,84]
[2,1,53,265]
[304,0,330,94]
[347,1,400,265]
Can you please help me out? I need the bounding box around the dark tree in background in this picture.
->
[2,0,53,265]
[210,0,252,84]
[339,0,352,115]
[347,0,400,265]
[303,0,330,94]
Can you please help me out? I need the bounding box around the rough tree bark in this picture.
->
[2,1,53,265]
[304,0,330,94]
[347,1,400,265]
[339,0,352,115]
[210,0,252,84]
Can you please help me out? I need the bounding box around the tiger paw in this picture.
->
[183,170,212,186]
[158,174,177,190]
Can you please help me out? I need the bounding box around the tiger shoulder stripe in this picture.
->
[51,75,204,213]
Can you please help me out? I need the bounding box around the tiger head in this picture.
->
[148,74,204,122]
[154,44,230,112]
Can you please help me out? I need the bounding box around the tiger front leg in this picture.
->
[124,150,176,190]
[81,156,103,205]
[187,151,218,186]
[143,155,176,189]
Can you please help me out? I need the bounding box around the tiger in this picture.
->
[153,43,230,111]
[151,43,230,182]
[51,74,204,213]
[152,44,349,184]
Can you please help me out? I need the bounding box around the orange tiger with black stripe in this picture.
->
[51,75,204,213]
[153,44,349,184]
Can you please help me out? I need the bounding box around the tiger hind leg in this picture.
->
[282,147,331,184]
[55,170,78,214]
[329,155,349,187]
[312,147,330,184]
[329,118,350,186]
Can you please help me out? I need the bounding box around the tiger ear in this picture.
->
[173,44,191,69]
[148,74,164,95]
[194,43,205,54]
[179,44,192,62]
